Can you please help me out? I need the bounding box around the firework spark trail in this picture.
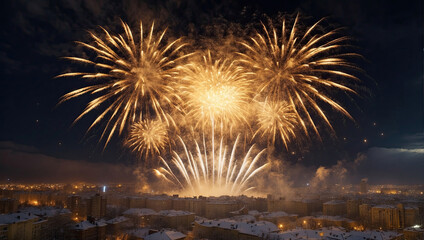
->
[155,135,268,196]
[239,15,360,139]
[57,20,190,147]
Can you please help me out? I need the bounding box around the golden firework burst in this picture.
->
[57,20,189,146]
[125,119,169,158]
[177,51,253,135]
[239,15,359,139]
[254,100,297,149]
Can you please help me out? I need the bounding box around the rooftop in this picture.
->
[74,220,107,230]
[20,206,71,217]
[123,208,156,216]
[196,219,279,237]
[106,216,130,224]
[261,211,298,218]
[157,210,194,216]
[145,230,186,240]
[0,212,38,224]
[270,227,401,240]
[324,200,346,205]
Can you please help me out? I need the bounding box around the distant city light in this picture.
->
[103,185,106,193]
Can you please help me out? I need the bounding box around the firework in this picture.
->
[57,20,189,146]
[239,15,359,138]
[125,119,169,158]
[253,100,297,149]
[177,51,252,134]
[154,135,268,196]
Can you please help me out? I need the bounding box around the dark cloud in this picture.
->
[355,147,424,184]
[402,133,424,149]
[0,142,135,183]
[0,141,39,153]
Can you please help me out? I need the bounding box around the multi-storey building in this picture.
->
[267,195,322,216]
[359,203,372,227]
[71,220,106,240]
[146,196,172,211]
[371,205,402,230]
[0,212,38,240]
[360,179,368,194]
[86,194,106,219]
[205,201,238,219]
[347,199,361,219]
[323,200,347,216]
[0,198,18,214]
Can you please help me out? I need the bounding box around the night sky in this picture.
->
[0,0,423,185]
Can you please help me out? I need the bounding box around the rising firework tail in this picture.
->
[154,135,269,196]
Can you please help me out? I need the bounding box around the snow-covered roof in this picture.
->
[206,200,236,204]
[147,195,170,200]
[269,227,402,240]
[248,210,261,216]
[300,199,319,203]
[260,211,297,218]
[314,215,355,222]
[196,219,279,237]
[157,210,194,216]
[123,208,156,216]
[228,214,256,222]
[20,207,71,218]
[145,230,186,240]
[373,205,397,209]
[106,216,130,224]
[74,220,107,230]
[0,212,38,224]
[404,206,419,210]
[324,200,346,205]
[404,226,424,232]
[126,228,150,238]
